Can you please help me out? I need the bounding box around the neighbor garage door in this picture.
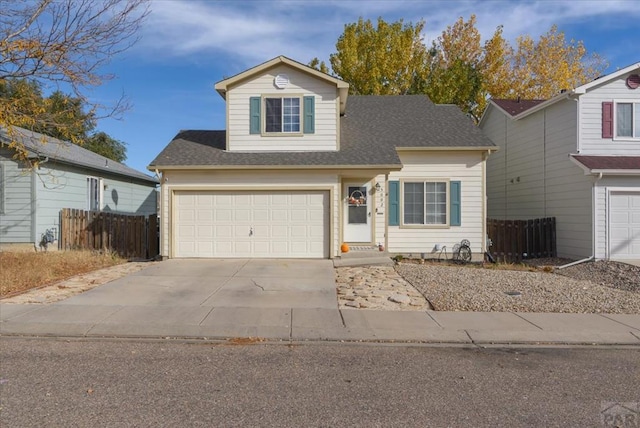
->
[174,190,329,258]
[609,191,640,258]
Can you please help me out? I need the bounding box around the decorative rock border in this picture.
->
[335,266,432,310]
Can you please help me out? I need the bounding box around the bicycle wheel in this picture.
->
[458,245,472,263]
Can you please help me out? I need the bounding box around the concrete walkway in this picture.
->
[1,259,639,346]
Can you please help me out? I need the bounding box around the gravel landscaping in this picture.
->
[395,260,640,314]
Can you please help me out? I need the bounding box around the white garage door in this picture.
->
[174,190,329,258]
[609,191,640,258]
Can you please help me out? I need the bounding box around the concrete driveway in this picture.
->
[58,259,338,309]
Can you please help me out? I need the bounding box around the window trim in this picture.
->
[261,94,304,137]
[399,178,450,228]
[87,176,103,211]
[613,100,640,141]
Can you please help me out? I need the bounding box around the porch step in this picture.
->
[334,245,394,267]
[340,249,389,259]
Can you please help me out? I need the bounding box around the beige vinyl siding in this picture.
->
[226,65,338,152]
[386,151,485,254]
[579,72,640,155]
[0,150,33,243]
[160,170,340,258]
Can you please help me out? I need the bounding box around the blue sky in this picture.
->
[89,0,640,174]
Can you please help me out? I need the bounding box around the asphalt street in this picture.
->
[1,338,638,427]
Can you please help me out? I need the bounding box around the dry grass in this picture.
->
[0,250,126,297]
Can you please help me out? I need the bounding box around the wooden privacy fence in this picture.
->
[487,217,556,263]
[60,208,159,259]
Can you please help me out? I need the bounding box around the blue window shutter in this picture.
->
[450,181,461,226]
[250,97,261,134]
[389,181,399,226]
[303,96,315,134]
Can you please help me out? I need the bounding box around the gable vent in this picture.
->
[627,74,640,89]
[274,74,289,89]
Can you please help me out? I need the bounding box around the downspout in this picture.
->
[557,171,602,269]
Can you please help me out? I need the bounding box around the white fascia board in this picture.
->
[574,62,640,94]
[148,164,403,171]
[591,169,640,175]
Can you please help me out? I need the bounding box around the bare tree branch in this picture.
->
[0,0,149,166]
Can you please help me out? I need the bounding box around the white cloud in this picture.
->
[138,0,639,67]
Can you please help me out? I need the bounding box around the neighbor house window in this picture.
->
[616,102,640,138]
[265,97,300,133]
[403,181,447,225]
[87,177,102,211]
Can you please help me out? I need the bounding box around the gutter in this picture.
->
[147,164,404,171]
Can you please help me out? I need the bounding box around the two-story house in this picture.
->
[149,56,496,259]
[480,62,640,261]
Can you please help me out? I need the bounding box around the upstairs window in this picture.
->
[616,102,640,138]
[250,95,314,135]
[265,97,300,133]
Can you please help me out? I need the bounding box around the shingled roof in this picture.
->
[1,126,158,184]
[572,155,640,171]
[149,95,495,168]
[492,99,547,117]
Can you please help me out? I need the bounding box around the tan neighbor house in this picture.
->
[149,56,496,259]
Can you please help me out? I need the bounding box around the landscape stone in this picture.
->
[388,294,411,304]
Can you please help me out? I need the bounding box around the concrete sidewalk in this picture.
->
[1,259,639,346]
[1,303,639,346]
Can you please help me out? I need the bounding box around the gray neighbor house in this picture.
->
[0,126,158,251]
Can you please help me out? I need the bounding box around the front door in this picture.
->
[343,182,372,243]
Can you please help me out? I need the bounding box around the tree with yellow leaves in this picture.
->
[322,17,429,95]
[423,15,502,121]
[318,16,608,122]
[504,25,606,99]
[0,0,149,164]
